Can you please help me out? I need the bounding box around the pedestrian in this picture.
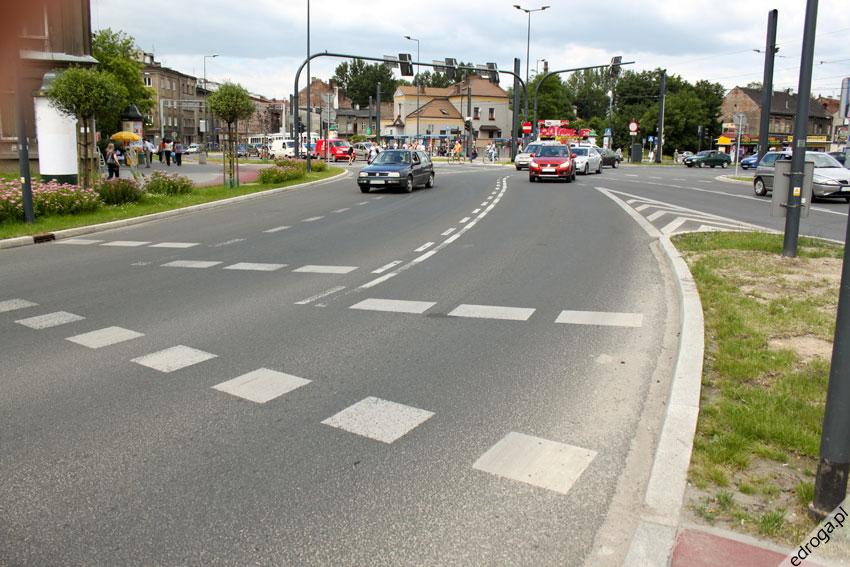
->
[368,142,378,164]
[104,142,120,179]
[164,138,173,166]
[159,140,165,163]
[174,139,183,166]
[144,138,155,168]
[673,148,679,164]
[347,144,355,165]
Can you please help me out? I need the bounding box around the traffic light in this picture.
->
[445,58,457,81]
[398,53,414,76]
[486,62,499,84]
[464,118,472,131]
[609,56,622,79]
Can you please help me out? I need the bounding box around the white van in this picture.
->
[269,138,296,159]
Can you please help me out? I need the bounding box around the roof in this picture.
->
[817,96,840,115]
[396,76,508,99]
[739,87,830,118]
[406,98,463,120]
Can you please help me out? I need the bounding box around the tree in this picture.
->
[333,59,401,107]
[413,71,452,88]
[565,69,611,121]
[46,67,128,188]
[208,82,255,187]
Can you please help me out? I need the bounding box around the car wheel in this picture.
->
[698,162,704,168]
[360,185,370,193]
[529,175,536,183]
[721,162,728,169]
[753,177,767,197]
[583,164,588,175]
[515,165,522,170]
[426,172,434,188]
[596,162,602,174]
[405,175,414,193]
[613,160,618,169]
[845,196,850,203]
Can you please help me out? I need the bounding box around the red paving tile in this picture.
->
[672,528,788,567]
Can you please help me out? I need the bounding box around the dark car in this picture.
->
[599,147,621,168]
[236,143,248,158]
[683,150,732,168]
[528,144,576,183]
[357,149,435,193]
[740,154,759,169]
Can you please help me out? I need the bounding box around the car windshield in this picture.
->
[808,153,842,168]
[524,145,541,154]
[696,151,711,157]
[373,150,410,164]
[572,148,589,156]
[538,146,568,157]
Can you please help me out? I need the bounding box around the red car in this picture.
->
[528,144,576,183]
[314,139,352,162]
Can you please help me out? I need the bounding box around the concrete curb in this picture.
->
[715,174,752,184]
[0,169,348,248]
[596,187,705,567]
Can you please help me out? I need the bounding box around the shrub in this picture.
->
[145,171,194,195]
[309,160,327,172]
[273,159,306,172]
[258,166,305,184]
[95,178,145,205]
[0,179,101,222]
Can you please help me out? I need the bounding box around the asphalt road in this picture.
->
[1,161,702,565]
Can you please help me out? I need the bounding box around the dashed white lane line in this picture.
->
[211,238,246,247]
[697,180,712,183]
[459,216,471,223]
[447,304,535,321]
[359,273,398,289]
[555,310,644,328]
[15,311,85,329]
[223,262,287,272]
[441,228,457,236]
[373,195,385,200]
[414,242,435,253]
[356,201,369,206]
[149,242,199,249]
[213,368,311,403]
[301,216,325,222]
[649,176,662,180]
[625,174,638,178]
[131,345,217,373]
[0,299,37,313]
[413,250,436,263]
[331,207,351,213]
[66,326,144,349]
[473,432,597,495]
[162,260,222,269]
[673,178,687,182]
[481,201,489,206]
[372,261,403,274]
[350,298,436,314]
[293,265,358,274]
[101,240,151,247]
[322,396,435,444]
[294,286,347,305]
[263,225,291,233]
[58,238,102,245]
[472,208,481,214]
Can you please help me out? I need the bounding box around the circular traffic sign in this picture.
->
[628,121,638,133]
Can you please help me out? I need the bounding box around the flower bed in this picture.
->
[0,179,100,222]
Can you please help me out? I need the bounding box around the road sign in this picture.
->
[366,127,372,135]
[628,121,638,133]
[604,128,612,137]
[648,135,654,143]
[522,122,532,134]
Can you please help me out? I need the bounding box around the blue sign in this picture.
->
[604,128,612,137]
[648,135,654,142]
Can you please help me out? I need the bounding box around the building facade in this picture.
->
[816,96,847,151]
[137,52,203,145]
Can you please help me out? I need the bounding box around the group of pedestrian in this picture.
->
[485,142,498,162]
[156,139,184,166]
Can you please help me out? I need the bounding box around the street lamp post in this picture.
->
[202,54,218,152]
[513,4,549,126]
[404,35,420,143]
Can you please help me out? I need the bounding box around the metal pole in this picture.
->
[368,95,373,139]
[467,83,472,158]
[306,0,312,172]
[525,11,531,122]
[782,0,818,258]
[655,70,666,164]
[416,40,420,141]
[813,206,850,516]
[512,57,520,160]
[757,9,778,162]
[376,82,381,146]
[15,60,35,222]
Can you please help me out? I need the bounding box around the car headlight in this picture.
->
[528,160,537,167]
[558,162,570,169]
[358,172,368,177]
[388,172,400,178]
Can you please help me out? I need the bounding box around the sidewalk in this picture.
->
[125,157,263,187]
[672,525,794,566]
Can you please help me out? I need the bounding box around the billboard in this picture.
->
[841,77,850,120]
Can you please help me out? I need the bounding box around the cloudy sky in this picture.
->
[91,0,850,100]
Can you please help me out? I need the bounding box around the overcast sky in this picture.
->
[91,0,850,101]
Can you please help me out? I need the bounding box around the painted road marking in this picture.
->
[331,207,350,213]
[322,396,434,444]
[481,201,489,206]
[473,432,597,495]
[441,228,457,236]
[301,216,325,222]
[625,174,638,177]
[263,226,291,233]
[16,311,85,329]
[472,208,481,214]
[359,273,397,289]
[149,242,200,249]
[223,262,287,272]
[372,261,402,274]
[66,326,144,349]
[350,298,436,314]
[459,216,471,223]
[356,201,369,206]
[102,240,150,247]
[210,238,246,247]
[0,299,37,313]
[162,260,222,269]
[213,368,311,404]
[555,310,644,328]
[293,265,357,274]
[414,242,435,252]
[58,238,103,245]
[444,234,461,244]
[413,250,436,263]
[131,345,217,373]
[448,304,535,321]
[294,286,346,305]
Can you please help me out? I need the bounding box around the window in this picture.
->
[488,108,495,120]
[144,75,152,87]
[21,2,47,38]
[473,107,480,120]
[760,153,780,166]
[0,91,16,138]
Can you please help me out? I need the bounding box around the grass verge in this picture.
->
[674,231,843,544]
[0,167,343,239]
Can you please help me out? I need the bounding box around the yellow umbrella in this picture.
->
[110,131,141,143]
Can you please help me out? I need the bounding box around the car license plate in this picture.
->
[372,179,385,185]
[543,168,555,173]
[841,186,849,192]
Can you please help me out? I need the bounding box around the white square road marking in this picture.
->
[101,240,151,247]
[223,262,287,272]
[350,298,436,314]
[149,242,200,249]
[16,311,85,329]
[162,260,222,269]
[293,265,358,274]
[0,299,37,313]
[131,345,217,373]
[213,368,311,403]
[66,326,144,349]
[58,238,103,245]
[448,304,535,321]
[473,432,597,495]
[322,396,434,444]
[555,310,643,328]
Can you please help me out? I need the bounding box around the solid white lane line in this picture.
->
[373,195,385,200]
[448,304,535,321]
[162,260,222,269]
[472,208,481,214]
[131,345,217,373]
[66,326,144,349]
[0,299,37,313]
[149,242,200,249]
[101,240,151,247]
[372,261,403,274]
[321,396,434,444]
[213,368,311,404]
[301,216,325,222]
[293,265,357,274]
[331,207,350,213]
[263,225,291,233]
[441,228,457,236]
[223,262,287,271]
[294,286,346,305]
[481,201,489,206]
[473,432,597,495]
[413,250,436,263]
[459,216,471,223]
[350,298,436,314]
[16,311,85,329]
[555,310,643,328]
[414,242,435,252]
[58,238,103,245]
[359,273,397,289]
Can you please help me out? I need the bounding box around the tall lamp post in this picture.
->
[513,4,549,124]
[202,53,218,152]
[404,35,420,142]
